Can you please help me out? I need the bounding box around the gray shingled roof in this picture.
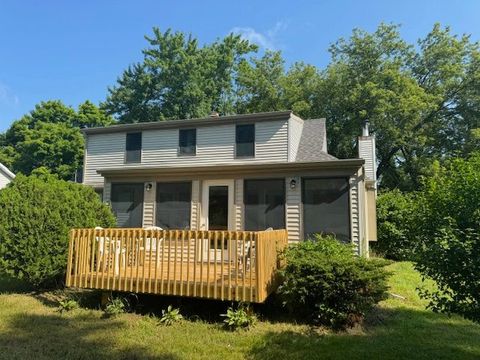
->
[295,119,337,162]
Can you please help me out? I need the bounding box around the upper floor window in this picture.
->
[179,128,196,155]
[236,124,255,157]
[125,132,142,163]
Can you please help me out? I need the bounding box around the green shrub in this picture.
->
[221,304,257,330]
[159,305,183,326]
[372,189,417,260]
[0,173,115,288]
[414,153,480,323]
[277,235,390,329]
[104,297,127,317]
[58,298,79,313]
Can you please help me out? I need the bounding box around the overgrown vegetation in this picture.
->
[414,154,480,323]
[104,297,127,317]
[159,305,183,326]
[278,235,390,329]
[0,173,116,287]
[221,304,257,330]
[376,153,480,323]
[373,189,417,260]
[58,298,79,313]
[1,263,479,359]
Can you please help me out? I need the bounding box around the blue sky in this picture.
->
[1,0,479,131]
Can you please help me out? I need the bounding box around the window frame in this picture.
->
[125,132,142,164]
[243,178,286,231]
[110,182,144,228]
[301,176,351,242]
[235,124,255,158]
[178,128,197,156]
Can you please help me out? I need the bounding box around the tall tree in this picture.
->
[314,23,480,190]
[102,28,257,123]
[0,100,113,180]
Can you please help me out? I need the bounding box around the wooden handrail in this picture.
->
[66,228,288,303]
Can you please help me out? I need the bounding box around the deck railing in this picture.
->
[66,228,288,303]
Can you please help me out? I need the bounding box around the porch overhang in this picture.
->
[96,159,365,178]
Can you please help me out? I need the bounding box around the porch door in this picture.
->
[201,180,234,261]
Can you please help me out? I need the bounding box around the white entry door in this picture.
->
[201,180,234,261]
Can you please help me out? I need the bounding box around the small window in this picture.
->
[179,129,196,155]
[236,124,255,157]
[125,132,142,163]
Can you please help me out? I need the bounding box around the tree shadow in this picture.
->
[0,311,179,360]
[247,307,480,360]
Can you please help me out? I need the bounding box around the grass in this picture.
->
[1,262,479,360]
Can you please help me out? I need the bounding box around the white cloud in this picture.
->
[0,82,19,107]
[230,21,288,50]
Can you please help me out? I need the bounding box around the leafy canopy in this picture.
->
[0,173,116,287]
[0,100,113,180]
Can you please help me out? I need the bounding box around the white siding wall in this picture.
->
[142,182,155,227]
[84,120,289,187]
[234,179,244,231]
[288,116,304,162]
[0,172,12,189]
[190,180,200,230]
[358,137,376,181]
[285,177,302,242]
[349,174,361,255]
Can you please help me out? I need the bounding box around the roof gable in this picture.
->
[0,163,15,180]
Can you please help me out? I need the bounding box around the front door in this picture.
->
[201,180,234,261]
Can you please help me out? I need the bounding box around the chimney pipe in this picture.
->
[362,120,370,137]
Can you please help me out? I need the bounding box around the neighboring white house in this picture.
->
[81,111,377,256]
[0,163,15,189]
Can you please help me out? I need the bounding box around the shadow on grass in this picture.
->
[0,272,33,294]
[0,311,179,360]
[247,307,480,360]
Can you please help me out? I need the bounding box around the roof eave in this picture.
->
[82,110,294,135]
[96,159,364,177]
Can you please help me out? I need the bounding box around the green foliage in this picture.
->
[278,235,390,329]
[221,304,257,330]
[0,173,116,287]
[0,100,113,180]
[372,189,417,260]
[414,153,480,322]
[58,298,79,313]
[159,305,183,326]
[102,28,257,123]
[101,23,480,191]
[104,297,127,317]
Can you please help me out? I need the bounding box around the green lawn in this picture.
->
[1,262,479,360]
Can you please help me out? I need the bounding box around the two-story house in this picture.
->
[82,110,376,257]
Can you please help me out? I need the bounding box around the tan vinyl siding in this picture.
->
[349,175,361,255]
[190,180,200,230]
[84,133,126,187]
[142,182,155,227]
[103,180,111,203]
[358,137,376,181]
[83,120,289,187]
[234,179,244,231]
[288,115,304,162]
[285,177,302,242]
[0,172,12,189]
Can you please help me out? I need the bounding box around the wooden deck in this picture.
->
[66,229,288,302]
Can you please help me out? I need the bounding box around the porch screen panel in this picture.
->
[156,182,192,229]
[303,178,350,242]
[111,183,144,227]
[244,179,285,230]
